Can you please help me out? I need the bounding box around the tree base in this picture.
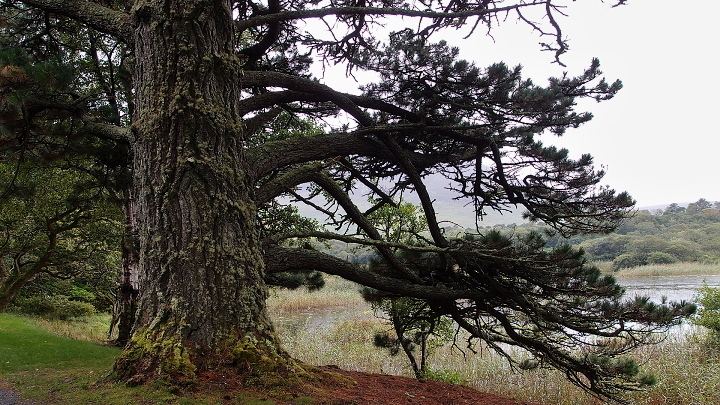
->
[112,327,312,388]
[111,330,358,404]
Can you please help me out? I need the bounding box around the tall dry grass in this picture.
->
[269,275,720,405]
[267,275,368,315]
[26,313,113,343]
[613,262,720,278]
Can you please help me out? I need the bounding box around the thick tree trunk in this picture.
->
[114,0,287,383]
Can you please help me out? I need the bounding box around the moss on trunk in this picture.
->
[113,0,289,383]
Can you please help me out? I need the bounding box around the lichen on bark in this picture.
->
[115,326,198,385]
[112,0,289,383]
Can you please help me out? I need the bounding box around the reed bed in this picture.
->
[25,313,113,343]
[267,275,368,315]
[613,263,720,278]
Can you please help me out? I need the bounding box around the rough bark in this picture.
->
[15,0,132,41]
[110,187,139,346]
[113,0,288,383]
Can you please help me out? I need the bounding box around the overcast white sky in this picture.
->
[316,1,719,208]
[449,0,720,207]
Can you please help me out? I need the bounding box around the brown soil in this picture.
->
[307,366,545,405]
[0,367,547,405]
[200,365,546,405]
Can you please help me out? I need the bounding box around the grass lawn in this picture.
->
[0,313,282,404]
[0,313,119,374]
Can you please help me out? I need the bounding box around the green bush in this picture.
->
[67,285,97,303]
[646,251,677,265]
[11,295,96,320]
[694,285,720,346]
[612,253,645,271]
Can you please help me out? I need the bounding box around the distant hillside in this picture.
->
[294,178,717,230]
[315,198,720,268]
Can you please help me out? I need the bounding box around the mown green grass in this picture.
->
[0,313,283,404]
[0,313,118,373]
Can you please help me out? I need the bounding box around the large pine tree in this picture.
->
[0,0,693,401]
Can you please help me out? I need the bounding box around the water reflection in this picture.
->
[619,275,720,303]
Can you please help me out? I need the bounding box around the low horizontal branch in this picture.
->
[236,3,540,31]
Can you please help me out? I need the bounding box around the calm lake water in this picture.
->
[273,275,720,334]
[619,274,720,303]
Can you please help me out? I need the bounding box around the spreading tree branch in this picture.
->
[15,0,132,43]
[236,3,543,32]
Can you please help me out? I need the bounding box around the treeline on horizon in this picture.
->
[567,198,720,270]
[325,198,720,271]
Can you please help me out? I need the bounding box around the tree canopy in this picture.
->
[0,0,694,402]
[0,159,122,311]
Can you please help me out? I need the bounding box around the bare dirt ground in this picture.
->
[308,366,545,405]
[0,368,546,405]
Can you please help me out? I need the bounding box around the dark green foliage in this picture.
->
[645,252,677,265]
[594,202,720,265]
[0,5,128,312]
[0,159,123,311]
[638,373,658,387]
[13,273,115,313]
[613,253,646,271]
[664,203,686,215]
[579,235,634,261]
[266,269,325,292]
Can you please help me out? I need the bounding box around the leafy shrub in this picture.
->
[580,235,633,261]
[665,243,702,262]
[11,295,96,320]
[694,285,720,346]
[612,253,645,271]
[67,285,97,303]
[646,251,677,265]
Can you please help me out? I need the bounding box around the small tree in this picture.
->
[363,200,450,378]
[367,289,452,378]
[687,198,713,214]
[645,251,676,265]
[694,285,720,346]
[664,203,686,215]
